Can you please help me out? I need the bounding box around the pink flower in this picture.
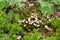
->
[28,18,31,22]
[36,25,40,27]
[29,3,34,7]
[31,14,36,18]
[29,21,33,24]
[24,24,26,27]
[17,36,21,40]
[26,21,28,23]
[18,19,25,23]
[33,23,37,26]
[45,25,49,29]
[22,20,25,22]
[31,15,35,18]
[47,16,50,19]
[35,17,38,20]
[39,20,42,22]
[35,20,40,24]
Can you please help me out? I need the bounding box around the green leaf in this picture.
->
[0,0,6,9]
[40,2,54,16]
[14,13,20,21]
[23,29,41,40]
[53,0,60,5]
[7,0,25,8]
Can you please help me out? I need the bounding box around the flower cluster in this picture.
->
[26,13,42,27]
[18,13,42,27]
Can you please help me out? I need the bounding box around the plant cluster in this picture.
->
[0,0,60,40]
